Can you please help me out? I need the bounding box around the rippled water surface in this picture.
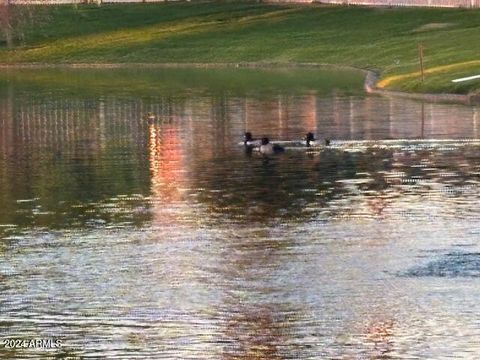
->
[1,68,480,359]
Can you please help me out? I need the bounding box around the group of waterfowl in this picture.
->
[144,112,329,155]
[243,131,330,155]
[244,132,285,155]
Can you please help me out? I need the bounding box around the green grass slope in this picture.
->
[1,2,479,94]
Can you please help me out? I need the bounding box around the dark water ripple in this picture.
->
[405,252,480,278]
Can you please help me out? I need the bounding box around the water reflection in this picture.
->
[1,69,480,358]
[1,81,480,230]
[221,303,292,360]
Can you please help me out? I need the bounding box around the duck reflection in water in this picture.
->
[196,140,402,224]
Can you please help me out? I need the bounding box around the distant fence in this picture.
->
[6,0,480,6]
[265,0,480,8]
[8,0,171,4]
[316,0,480,8]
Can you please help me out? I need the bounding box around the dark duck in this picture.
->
[304,132,330,147]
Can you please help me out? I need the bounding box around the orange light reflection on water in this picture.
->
[148,122,188,224]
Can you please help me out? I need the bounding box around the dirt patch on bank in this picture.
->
[365,70,479,105]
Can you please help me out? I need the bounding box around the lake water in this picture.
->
[1,67,480,359]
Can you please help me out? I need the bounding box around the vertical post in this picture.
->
[418,44,425,83]
[421,102,425,138]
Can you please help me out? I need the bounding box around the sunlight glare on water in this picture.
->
[0,68,480,359]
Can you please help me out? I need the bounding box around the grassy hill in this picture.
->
[1,1,480,94]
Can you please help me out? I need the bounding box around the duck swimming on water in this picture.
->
[242,131,329,153]
[305,132,316,147]
[304,132,330,147]
[259,137,285,155]
[244,132,262,147]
